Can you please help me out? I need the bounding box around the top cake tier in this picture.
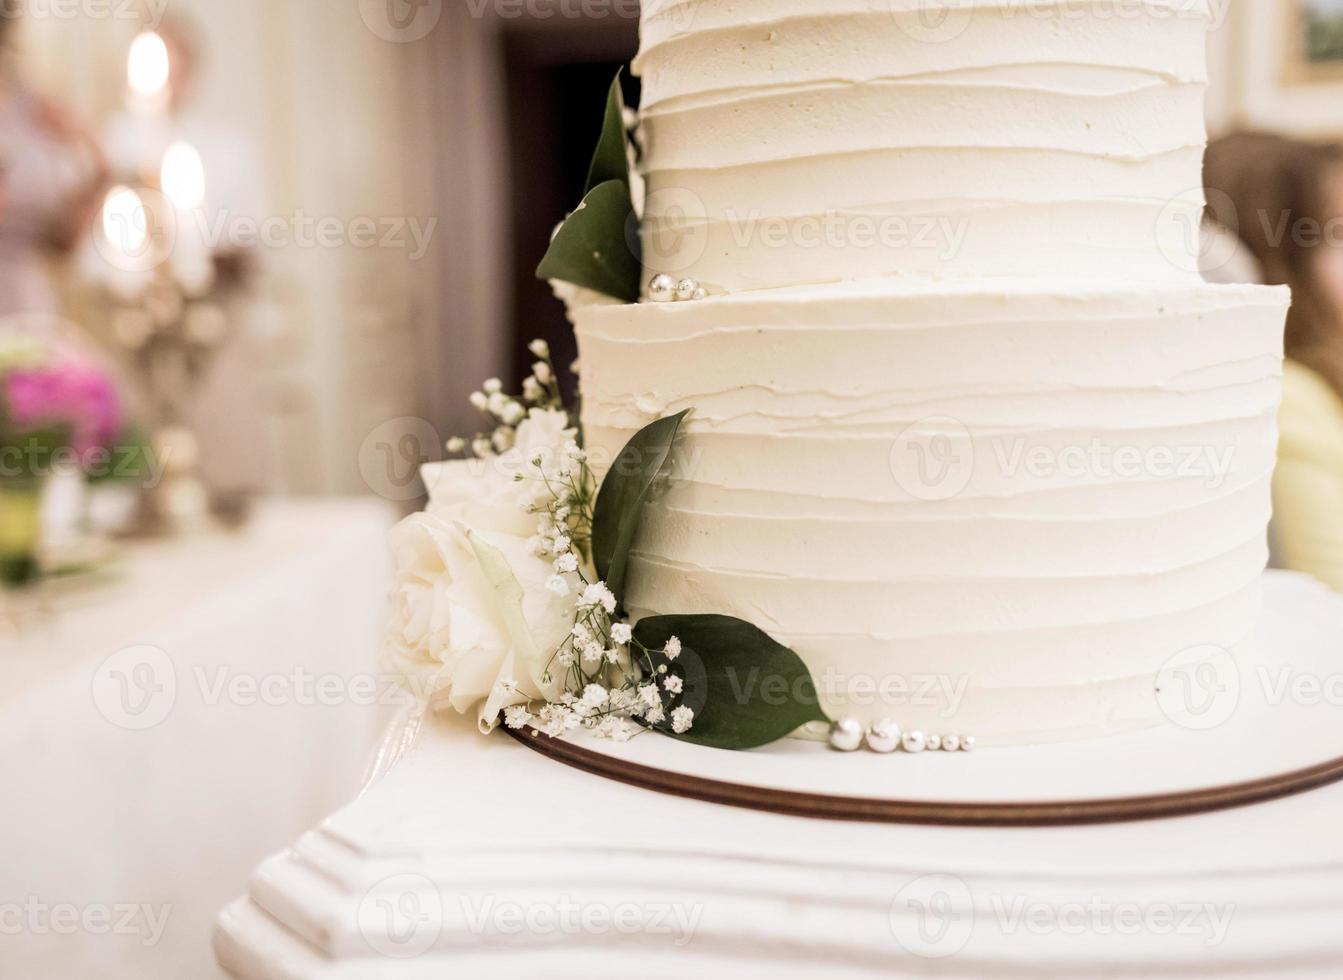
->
[634,0,1213,295]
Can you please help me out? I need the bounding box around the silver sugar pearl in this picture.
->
[865,719,901,754]
[691,287,708,301]
[829,717,864,752]
[648,274,675,302]
[926,734,942,752]
[941,734,960,752]
[901,730,926,753]
[675,277,699,301]
[960,735,976,752]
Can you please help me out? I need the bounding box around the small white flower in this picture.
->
[554,506,571,522]
[663,675,683,695]
[608,688,634,712]
[503,705,532,730]
[533,361,554,384]
[545,574,570,597]
[638,684,661,709]
[563,440,586,462]
[483,378,503,394]
[643,702,665,724]
[553,553,578,574]
[493,676,518,698]
[610,623,633,645]
[501,401,526,426]
[582,641,604,664]
[491,427,515,453]
[527,536,551,558]
[556,648,576,668]
[522,377,544,403]
[486,391,507,416]
[606,718,635,742]
[671,706,694,734]
[469,391,488,411]
[471,436,492,458]
[581,684,609,708]
[445,436,466,453]
[528,339,550,359]
[579,582,617,614]
[571,622,590,642]
[664,636,682,660]
[604,648,621,664]
[552,534,571,553]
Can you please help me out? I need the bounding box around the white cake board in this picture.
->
[509,571,1343,824]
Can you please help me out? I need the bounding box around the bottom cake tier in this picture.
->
[575,278,1289,744]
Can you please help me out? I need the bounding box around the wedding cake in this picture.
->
[574,0,1290,743]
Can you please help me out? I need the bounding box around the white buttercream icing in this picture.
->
[569,1,1290,744]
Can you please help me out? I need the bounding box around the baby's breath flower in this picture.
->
[532,361,554,385]
[571,622,590,642]
[638,684,660,710]
[552,534,571,553]
[581,641,604,664]
[486,391,506,416]
[553,553,579,574]
[527,536,550,558]
[610,623,633,645]
[664,675,683,695]
[503,705,532,730]
[671,706,694,734]
[643,702,665,725]
[545,574,570,597]
[483,378,503,394]
[469,391,488,411]
[501,401,526,426]
[446,436,466,454]
[580,582,617,614]
[664,636,682,660]
[528,339,550,359]
[471,436,492,458]
[581,684,609,709]
[556,648,576,668]
[491,427,515,453]
[522,377,544,403]
[604,648,621,664]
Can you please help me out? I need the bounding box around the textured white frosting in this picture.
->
[635,0,1213,294]
[577,279,1288,743]
[569,0,1290,744]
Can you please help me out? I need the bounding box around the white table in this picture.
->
[214,572,1343,979]
[0,498,398,980]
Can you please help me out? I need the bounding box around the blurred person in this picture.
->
[0,5,109,322]
[1205,132,1343,592]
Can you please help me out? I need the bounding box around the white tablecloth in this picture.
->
[0,498,398,980]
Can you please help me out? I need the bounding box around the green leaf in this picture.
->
[535,180,640,303]
[584,71,630,196]
[634,615,831,750]
[591,410,689,607]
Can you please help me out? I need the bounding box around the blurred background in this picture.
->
[3,0,1343,977]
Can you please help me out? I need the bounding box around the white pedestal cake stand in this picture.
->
[214,571,1343,977]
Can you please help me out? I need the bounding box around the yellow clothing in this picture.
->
[1273,359,1343,593]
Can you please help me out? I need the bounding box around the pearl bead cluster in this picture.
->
[648,274,707,303]
[828,717,976,754]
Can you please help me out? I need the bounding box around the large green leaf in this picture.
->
[591,410,689,607]
[535,180,640,303]
[634,615,831,750]
[584,72,630,195]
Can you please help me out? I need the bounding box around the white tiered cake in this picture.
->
[576,0,1290,743]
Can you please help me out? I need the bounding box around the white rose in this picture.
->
[385,409,584,732]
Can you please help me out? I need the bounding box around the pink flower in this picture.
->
[4,355,124,466]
